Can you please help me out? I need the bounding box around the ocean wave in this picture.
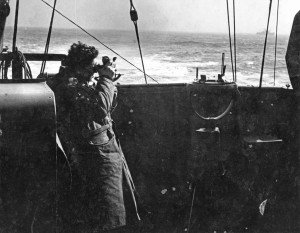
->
[2,28,291,87]
[173,41,201,45]
[188,61,219,68]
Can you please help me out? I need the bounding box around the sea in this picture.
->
[3,27,291,87]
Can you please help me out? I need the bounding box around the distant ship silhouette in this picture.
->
[256,29,275,36]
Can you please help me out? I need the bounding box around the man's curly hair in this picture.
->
[65,41,99,68]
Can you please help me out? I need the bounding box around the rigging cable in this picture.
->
[41,0,159,84]
[273,0,280,86]
[129,0,147,84]
[40,0,58,75]
[233,0,237,82]
[259,0,273,89]
[226,0,235,82]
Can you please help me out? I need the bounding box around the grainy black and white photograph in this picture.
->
[0,0,300,232]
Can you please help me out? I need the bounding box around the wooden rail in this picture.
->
[0,53,66,61]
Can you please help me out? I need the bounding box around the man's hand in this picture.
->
[96,64,116,80]
[95,56,122,82]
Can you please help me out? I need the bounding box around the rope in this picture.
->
[186,185,196,233]
[226,0,235,82]
[121,154,141,221]
[130,0,148,84]
[259,0,273,89]
[233,0,237,82]
[41,0,159,84]
[40,0,58,75]
[273,0,280,86]
[56,133,73,191]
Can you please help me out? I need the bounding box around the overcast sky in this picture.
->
[5,0,300,34]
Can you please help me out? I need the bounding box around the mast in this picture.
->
[0,0,10,53]
[11,0,23,79]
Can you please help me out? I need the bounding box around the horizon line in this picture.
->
[4,26,290,36]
